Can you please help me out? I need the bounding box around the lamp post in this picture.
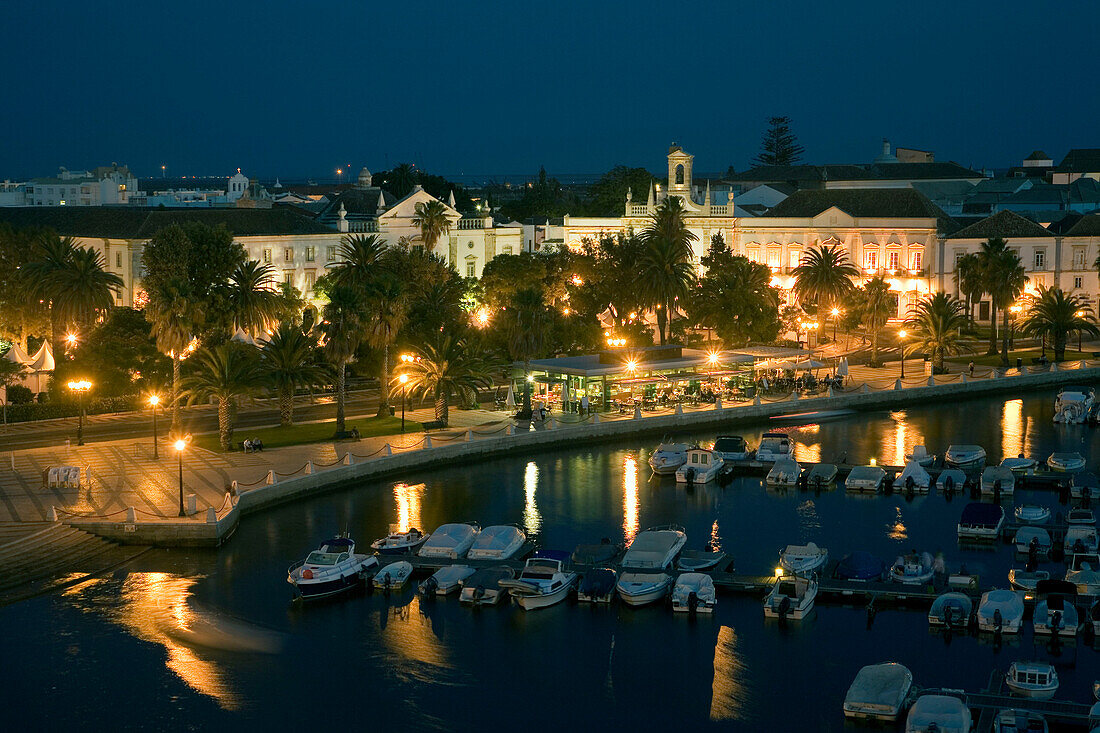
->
[67,380,91,446]
[830,307,840,343]
[174,439,187,517]
[1009,304,1022,350]
[1077,310,1087,353]
[898,329,908,379]
[398,374,408,432]
[148,394,161,459]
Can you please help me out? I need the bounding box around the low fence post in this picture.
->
[674,403,683,415]
[894,379,903,390]
[231,479,239,495]
[266,470,276,485]
[1051,362,1059,372]
[827,386,835,398]
[592,413,601,424]
[633,405,643,419]
[126,506,136,523]
[714,397,723,410]
[546,418,556,430]
[466,429,473,442]
[961,373,968,384]
[927,376,935,387]
[47,506,57,522]
[304,461,313,475]
[753,396,761,406]
[789,391,799,402]
[206,507,217,523]
[506,424,515,436]
[861,384,870,394]
[341,452,351,465]
[423,436,432,449]
[381,444,391,457]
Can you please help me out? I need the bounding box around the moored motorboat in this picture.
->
[571,540,622,565]
[676,548,727,572]
[713,435,751,461]
[806,463,838,490]
[459,566,515,605]
[499,551,577,610]
[419,522,480,559]
[890,551,935,585]
[616,571,673,606]
[897,461,931,493]
[648,442,688,475]
[1066,525,1100,554]
[1014,526,1052,556]
[577,568,617,603]
[976,589,1025,634]
[843,662,913,722]
[957,502,1005,541]
[981,466,1015,497]
[370,527,429,555]
[755,432,794,462]
[1054,386,1095,424]
[905,445,934,467]
[671,573,716,613]
[779,542,828,574]
[928,591,973,628]
[1048,451,1086,473]
[1068,508,1097,525]
[1001,456,1039,475]
[419,565,475,595]
[1033,579,1079,637]
[466,524,526,560]
[1014,504,1051,524]
[287,536,379,601]
[675,447,724,484]
[905,694,972,733]
[846,465,886,493]
[763,573,817,620]
[1008,569,1050,592]
[1066,552,1100,597]
[994,709,1049,733]
[766,457,801,489]
[1073,472,1100,500]
[945,444,986,470]
[835,551,887,582]
[936,468,968,494]
[373,560,414,591]
[621,525,687,570]
[1005,661,1059,699]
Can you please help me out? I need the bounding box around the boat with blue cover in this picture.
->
[928,592,972,628]
[577,568,617,603]
[835,551,887,582]
[287,536,379,600]
[957,502,1005,541]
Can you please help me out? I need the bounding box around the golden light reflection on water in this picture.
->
[623,455,639,542]
[394,482,424,533]
[796,499,821,538]
[893,419,906,466]
[793,440,820,463]
[877,411,925,467]
[887,507,908,541]
[710,520,722,552]
[523,461,542,535]
[710,625,747,721]
[1002,399,1024,459]
[378,595,451,676]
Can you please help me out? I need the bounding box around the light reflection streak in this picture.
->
[709,520,722,551]
[887,507,908,541]
[710,625,747,721]
[394,482,424,533]
[379,595,451,676]
[1002,399,1024,459]
[894,419,906,467]
[794,441,820,463]
[623,455,639,542]
[523,461,542,535]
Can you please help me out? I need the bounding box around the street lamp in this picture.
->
[898,330,908,379]
[398,374,409,432]
[830,307,841,343]
[1077,309,1088,353]
[148,394,161,459]
[174,438,188,517]
[67,380,92,445]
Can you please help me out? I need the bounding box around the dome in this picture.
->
[357,167,372,188]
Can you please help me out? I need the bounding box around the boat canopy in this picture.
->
[844,663,912,714]
[836,551,886,580]
[959,502,1004,527]
[714,436,746,452]
[655,443,688,453]
[1015,526,1051,545]
[320,537,354,549]
[848,466,885,482]
[470,525,523,552]
[622,528,684,568]
[980,590,1024,617]
[1036,579,1077,597]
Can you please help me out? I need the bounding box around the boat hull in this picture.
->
[1004,680,1057,700]
[512,580,575,610]
[290,570,367,600]
[617,578,671,606]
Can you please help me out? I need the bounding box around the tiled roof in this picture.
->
[1056,149,1100,173]
[946,210,1054,239]
[763,188,955,227]
[1066,213,1100,237]
[1025,150,1051,161]
[0,207,332,238]
[317,187,393,219]
[726,161,982,184]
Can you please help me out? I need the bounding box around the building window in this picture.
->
[910,252,922,271]
[865,251,878,270]
[1034,250,1045,270]
[766,250,780,268]
[954,251,964,267]
[502,246,513,255]
[283,271,294,285]
[304,270,316,292]
[466,261,477,278]
[262,248,272,264]
[115,251,122,268]
[1075,276,1084,289]
[747,249,761,264]
[1074,249,1087,270]
[284,248,294,262]
[326,246,336,262]
[305,246,315,262]
[788,251,801,269]
[887,251,899,270]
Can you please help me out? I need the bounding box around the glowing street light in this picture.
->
[67,380,92,445]
[148,394,161,459]
[830,307,841,342]
[66,333,78,347]
[898,329,908,379]
[398,373,409,432]
[174,438,189,517]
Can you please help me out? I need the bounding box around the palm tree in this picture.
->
[365,275,408,416]
[1021,286,1099,361]
[903,292,970,373]
[860,275,894,366]
[260,323,330,426]
[387,163,418,198]
[639,197,698,344]
[228,260,281,337]
[411,200,452,252]
[987,247,1028,366]
[502,288,549,411]
[975,237,1009,355]
[180,343,261,451]
[21,234,78,352]
[327,233,387,291]
[146,283,194,433]
[318,285,367,436]
[953,253,984,323]
[791,244,859,313]
[398,333,494,426]
[641,196,698,259]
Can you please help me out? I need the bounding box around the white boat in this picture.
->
[843,662,913,722]
[766,457,801,489]
[616,571,673,606]
[1001,456,1039,475]
[763,574,817,620]
[846,465,885,493]
[958,502,1005,541]
[621,525,687,570]
[459,566,515,605]
[370,527,429,555]
[806,463,838,490]
[577,568,617,603]
[936,468,968,493]
[1066,525,1100,554]
[755,432,794,462]
[373,560,414,591]
[779,542,828,574]
[1033,580,1079,637]
[1048,451,1086,472]
[905,445,934,467]
[890,551,935,585]
[712,435,750,461]
[675,447,724,483]
[1005,661,1059,700]
[928,591,973,628]
[419,565,475,595]
[419,522,480,559]
[976,589,1025,634]
[981,466,1015,497]
[500,552,577,610]
[897,461,931,493]
[648,442,688,475]
[287,536,379,600]
[676,549,727,572]
[1073,472,1100,500]
[571,541,622,566]
[1069,508,1097,525]
[671,573,716,613]
[1008,569,1050,592]
[994,709,1048,733]
[945,444,986,470]
[1067,552,1100,597]
[466,525,526,560]
[1014,504,1051,524]
[1054,386,1095,424]
[1014,526,1052,556]
[905,694,972,733]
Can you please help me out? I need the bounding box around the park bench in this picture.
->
[421,420,446,431]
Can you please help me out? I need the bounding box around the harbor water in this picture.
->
[6,388,1100,730]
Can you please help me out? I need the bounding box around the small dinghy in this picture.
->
[1014,504,1051,524]
[977,589,1025,634]
[957,502,1005,541]
[897,461,931,493]
[371,527,429,555]
[500,551,577,610]
[755,432,793,462]
[846,465,886,493]
[616,572,673,606]
[571,540,622,565]
[981,465,1015,497]
[936,468,968,494]
[1066,551,1100,597]
[419,565,474,595]
[1072,472,1100,500]
[577,568,617,603]
[648,442,688,475]
[419,522,480,559]
[905,445,934,467]
[890,551,935,585]
[459,566,515,605]
[712,435,751,461]
[993,709,1048,733]
[763,574,817,620]
[1001,456,1038,475]
[1005,661,1059,699]
[1066,525,1100,554]
[1014,526,1052,556]
[928,591,973,628]
[766,457,800,489]
[836,551,887,582]
[1033,580,1079,637]
[373,560,414,591]
[1068,508,1097,525]
[843,662,913,722]
[1048,451,1086,472]
[676,447,724,484]
[806,463,838,490]
[467,525,526,560]
[1008,569,1050,592]
[287,536,379,601]
[676,548,727,572]
[945,444,986,470]
[779,542,828,574]
[905,694,972,733]
[671,573,716,613]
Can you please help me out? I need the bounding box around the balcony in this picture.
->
[458,218,486,230]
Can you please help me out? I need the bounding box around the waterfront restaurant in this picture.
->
[517,344,805,413]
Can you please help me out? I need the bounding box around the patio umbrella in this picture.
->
[561,380,571,405]
[769,360,796,371]
[505,383,516,408]
[837,358,849,377]
[794,359,826,370]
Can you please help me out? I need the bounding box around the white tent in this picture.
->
[26,341,55,394]
[3,342,32,366]
[231,328,258,346]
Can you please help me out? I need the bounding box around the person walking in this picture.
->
[580,394,589,414]
[968,361,975,377]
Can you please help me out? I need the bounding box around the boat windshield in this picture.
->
[715,437,744,452]
[522,570,556,580]
[306,551,341,565]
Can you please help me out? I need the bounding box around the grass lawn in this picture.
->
[944,348,1091,368]
[193,415,424,452]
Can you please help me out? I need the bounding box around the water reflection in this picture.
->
[794,440,821,464]
[893,416,907,466]
[710,625,747,721]
[378,595,451,677]
[710,520,722,551]
[394,482,424,533]
[1003,399,1024,459]
[886,507,908,541]
[796,499,821,539]
[523,461,542,536]
[623,455,639,542]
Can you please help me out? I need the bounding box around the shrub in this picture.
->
[6,384,33,404]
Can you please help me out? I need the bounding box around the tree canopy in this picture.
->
[754,116,805,166]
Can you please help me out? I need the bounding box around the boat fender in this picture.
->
[778,595,792,620]
[302,568,313,580]
[473,585,485,600]
[688,591,698,612]
[421,577,438,595]
[905,476,915,493]
[994,608,1003,632]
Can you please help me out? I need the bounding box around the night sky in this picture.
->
[3,1,1098,180]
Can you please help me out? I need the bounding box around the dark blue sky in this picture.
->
[3,1,1098,181]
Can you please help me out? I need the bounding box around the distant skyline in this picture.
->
[3,1,1098,181]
